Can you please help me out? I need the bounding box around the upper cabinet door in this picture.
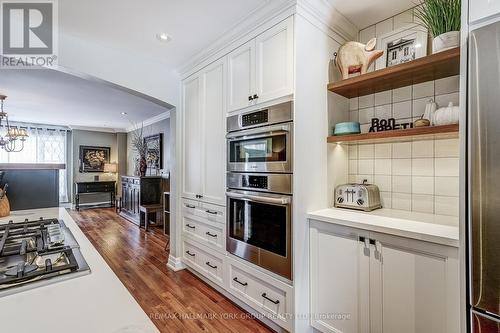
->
[227,40,256,112]
[255,17,294,105]
[201,59,226,206]
[182,75,203,200]
[470,0,500,24]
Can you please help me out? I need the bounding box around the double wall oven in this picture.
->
[226,102,293,280]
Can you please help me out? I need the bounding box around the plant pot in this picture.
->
[432,31,460,53]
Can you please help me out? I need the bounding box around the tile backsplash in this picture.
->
[347,138,460,216]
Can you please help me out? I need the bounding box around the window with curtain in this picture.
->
[0,124,69,202]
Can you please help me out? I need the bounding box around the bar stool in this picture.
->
[139,204,163,231]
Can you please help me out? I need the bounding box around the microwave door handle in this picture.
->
[226,192,291,205]
[226,125,290,140]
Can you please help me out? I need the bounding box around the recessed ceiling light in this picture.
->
[156,33,171,43]
[121,112,128,115]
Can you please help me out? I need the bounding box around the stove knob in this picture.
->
[357,198,364,206]
[337,197,344,204]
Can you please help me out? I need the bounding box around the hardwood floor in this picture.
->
[68,208,274,333]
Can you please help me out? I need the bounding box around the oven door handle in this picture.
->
[226,192,291,205]
[226,124,290,140]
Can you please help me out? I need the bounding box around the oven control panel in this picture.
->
[241,110,269,127]
[242,175,268,189]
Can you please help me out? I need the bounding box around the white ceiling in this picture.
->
[327,0,415,29]
[59,0,270,69]
[0,69,170,132]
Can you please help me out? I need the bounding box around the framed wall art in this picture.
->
[79,146,110,173]
[144,133,163,175]
[376,23,428,70]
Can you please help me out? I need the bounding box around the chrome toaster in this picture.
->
[334,181,382,212]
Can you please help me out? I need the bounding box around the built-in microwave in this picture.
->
[226,102,293,174]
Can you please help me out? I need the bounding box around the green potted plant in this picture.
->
[414,0,461,53]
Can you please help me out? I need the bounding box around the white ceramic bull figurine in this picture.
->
[334,38,384,80]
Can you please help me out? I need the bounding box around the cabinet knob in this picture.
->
[248,95,254,101]
[253,94,259,99]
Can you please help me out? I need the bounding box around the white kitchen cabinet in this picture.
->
[310,220,459,333]
[227,17,294,113]
[470,0,500,24]
[181,58,226,206]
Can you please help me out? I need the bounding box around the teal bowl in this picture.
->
[334,122,361,136]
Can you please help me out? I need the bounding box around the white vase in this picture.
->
[432,31,460,53]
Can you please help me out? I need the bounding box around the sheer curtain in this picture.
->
[0,124,69,202]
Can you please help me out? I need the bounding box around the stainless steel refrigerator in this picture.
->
[469,21,500,332]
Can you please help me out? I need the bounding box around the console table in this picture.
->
[75,181,115,211]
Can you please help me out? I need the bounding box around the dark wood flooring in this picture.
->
[68,208,274,333]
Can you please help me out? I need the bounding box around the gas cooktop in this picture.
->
[0,217,90,296]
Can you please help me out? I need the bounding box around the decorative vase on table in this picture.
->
[139,156,147,177]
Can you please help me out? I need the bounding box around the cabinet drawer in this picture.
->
[182,216,225,253]
[200,202,225,224]
[227,257,292,330]
[182,239,225,287]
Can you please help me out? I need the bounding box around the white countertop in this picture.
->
[0,208,159,333]
[308,207,459,247]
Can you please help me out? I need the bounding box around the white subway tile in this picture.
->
[435,158,460,177]
[412,194,434,213]
[359,94,375,108]
[393,159,412,175]
[392,193,412,211]
[348,175,357,183]
[349,97,359,110]
[393,86,412,102]
[392,142,412,158]
[435,92,460,108]
[412,97,430,118]
[360,124,371,133]
[435,196,459,216]
[374,104,392,119]
[435,138,460,157]
[374,175,392,192]
[375,143,392,158]
[394,9,414,29]
[375,159,392,175]
[412,158,434,176]
[412,176,434,194]
[348,145,358,159]
[358,159,374,174]
[359,107,375,124]
[348,160,358,175]
[358,144,374,159]
[380,191,392,208]
[357,174,374,184]
[413,81,434,99]
[412,140,434,158]
[435,75,459,95]
[375,91,392,106]
[392,175,412,193]
[435,177,459,196]
[393,101,412,119]
[349,111,359,122]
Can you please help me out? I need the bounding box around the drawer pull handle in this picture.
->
[206,232,218,238]
[233,277,248,286]
[261,293,280,305]
[206,210,218,215]
[186,224,196,229]
[186,204,196,209]
[185,250,195,257]
[205,262,217,269]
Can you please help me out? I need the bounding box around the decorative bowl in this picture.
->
[334,122,361,136]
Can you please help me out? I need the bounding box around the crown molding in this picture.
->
[69,125,125,133]
[125,111,171,133]
[296,0,358,43]
[178,0,296,78]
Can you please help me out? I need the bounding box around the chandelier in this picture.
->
[0,95,28,152]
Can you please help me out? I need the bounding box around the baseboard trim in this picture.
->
[167,255,186,271]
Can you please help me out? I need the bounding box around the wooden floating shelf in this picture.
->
[327,124,459,144]
[327,47,460,98]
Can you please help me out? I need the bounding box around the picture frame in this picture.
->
[376,23,428,70]
[79,146,111,173]
[144,133,163,175]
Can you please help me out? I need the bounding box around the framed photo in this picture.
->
[79,146,110,173]
[144,133,163,175]
[376,24,428,69]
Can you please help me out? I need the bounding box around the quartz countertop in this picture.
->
[0,207,159,333]
[308,207,459,247]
